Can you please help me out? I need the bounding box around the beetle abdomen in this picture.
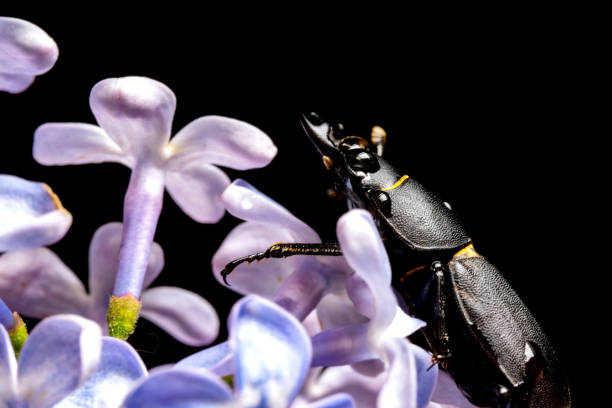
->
[448,255,571,407]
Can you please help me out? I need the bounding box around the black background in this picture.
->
[1,9,593,406]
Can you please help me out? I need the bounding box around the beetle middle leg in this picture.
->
[220,242,342,284]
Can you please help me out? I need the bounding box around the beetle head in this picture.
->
[301,112,382,203]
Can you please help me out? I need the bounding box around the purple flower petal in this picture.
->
[0,326,17,401]
[316,292,369,330]
[221,179,319,242]
[168,115,277,171]
[56,337,147,408]
[88,222,164,322]
[165,162,230,223]
[0,248,90,319]
[17,315,101,408]
[308,393,356,408]
[212,221,300,296]
[140,286,219,346]
[336,210,395,343]
[33,123,128,166]
[0,72,34,94]
[122,367,233,408]
[89,77,176,161]
[0,17,58,93]
[231,296,312,407]
[0,175,72,251]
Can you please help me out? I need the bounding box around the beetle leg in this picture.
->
[220,242,342,285]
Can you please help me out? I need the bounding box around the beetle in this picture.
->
[221,112,570,407]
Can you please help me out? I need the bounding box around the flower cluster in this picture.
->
[0,16,476,408]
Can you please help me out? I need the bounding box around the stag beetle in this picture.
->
[221,113,570,407]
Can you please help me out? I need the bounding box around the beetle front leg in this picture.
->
[221,242,342,284]
[429,261,453,369]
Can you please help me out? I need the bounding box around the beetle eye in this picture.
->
[346,150,380,173]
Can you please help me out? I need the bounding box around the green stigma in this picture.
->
[107,294,141,340]
[8,312,27,358]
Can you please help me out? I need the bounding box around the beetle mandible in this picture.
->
[221,112,570,408]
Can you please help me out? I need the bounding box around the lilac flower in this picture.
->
[0,174,71,252]
[213,181,418,336]
[33,76,277,338]
[0,314,101,407]
[0,16,58,93]
[0,222,219,346]
[124,295,354,408]
[56,337,148,408]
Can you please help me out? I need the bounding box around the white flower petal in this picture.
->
[33,123,129,166]
[0,17,58,76]
[168,115,277,170]
[165,162,230,223]
[89,76,176,161]
[0,175,72,251]
[140,287,219,346]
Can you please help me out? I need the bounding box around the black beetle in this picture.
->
[221,113,570,408]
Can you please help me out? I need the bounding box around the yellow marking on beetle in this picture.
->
[322,155,334,170]
[453,244,480,260]
[380,175,409,191]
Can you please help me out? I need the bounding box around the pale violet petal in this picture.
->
[33,123,128,166]
[0,72,34,93]
[167,115,277,170]
[0,17,58,77]
[272,258,329,321]
[380,306,426,342]
[17,315,102,408]
[221,179,320,242]
[377,338,417,408]
[336,210,396,343]
[211,221,300,296]
[122,367,233,408]
[430,370,478,408]
[0,298,13,329]
[316,292,368,331]
[87,222,164,322]
[0,326,17,401]
[0,175,72,251]
[307,365,386,408]
[311,324,376,367]
[140,287,219,346]
[231,296,312,408]
[412,344,438,408]
[0,248,90,319]
[175,341,232,372]
[56,337,147,408]
[307,393,356,408]
[89,76,176,161]
[165,163,230,223]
